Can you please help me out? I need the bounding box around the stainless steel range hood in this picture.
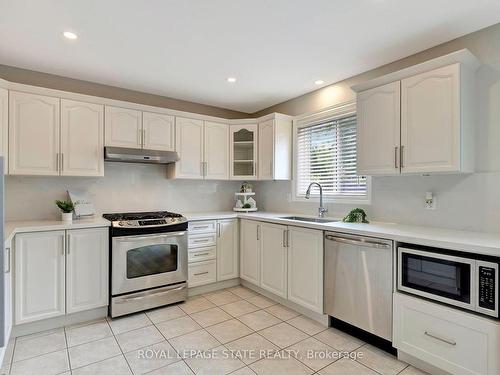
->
[104,147,179,164]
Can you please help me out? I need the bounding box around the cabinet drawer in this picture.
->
[394,293,498,375]
[188,260,216,287]
[188,220,217,234]
[188,233,217,248]
[188,246,216,263]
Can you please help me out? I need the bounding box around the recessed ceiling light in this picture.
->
[62,31,78,40]
[227,77,237,83]
[314,80,325,85]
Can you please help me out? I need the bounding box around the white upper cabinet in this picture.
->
[66,228,108,314]
[61,99,104,177]
[239,219,260,285]
[259,222,287,298]
[142,112,175,151]
[357,81,401,175]
[9,91,60,176]
[216,219,239,281]
[105,106,142,149]
[0,88,7,173]
[230,124,258,180]
[258,116,292,180]
[15,231,66,324]
[204,121,229,180]
[174,117,204,179]
[401,64,466,174]
[355,54,477,176]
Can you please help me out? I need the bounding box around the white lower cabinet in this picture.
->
[3,239,13,349]
[66,228,108,314]
[394,293,500,375]
[239,220,260,285]
[217,219,239,281]
[15,231,66,324]
[188,260,217,287]
[260,222,287,298]
[14,228,108,325]
[287,227,323,313]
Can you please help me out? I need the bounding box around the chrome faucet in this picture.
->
[305,182,328,218]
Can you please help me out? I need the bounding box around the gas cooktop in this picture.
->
[103,211,187,228]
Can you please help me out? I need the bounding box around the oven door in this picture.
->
[398,247,476,311]
[112,231,187,295]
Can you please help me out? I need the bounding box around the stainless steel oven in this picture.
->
[397,246,499,318]
[104,211,188,317]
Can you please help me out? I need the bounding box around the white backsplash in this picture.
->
[5,162,241,221]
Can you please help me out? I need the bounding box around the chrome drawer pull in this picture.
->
[192,239,210,243]
[192,225,210,230]
[194,271,209,276]
[424,331,457,346]
[193,252,209,257]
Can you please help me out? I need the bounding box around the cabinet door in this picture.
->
[66,228,108,314]
[175,117,204,179]
[258,119,274,180]
[239,220,260,285]
[4,241,13,342]
[357,81,401,175]
[142,112,175,151]
[401,64,460,174]
[9,91,60,176]
[230,124,258,180]
[287,227,323,313]
[204,121,229,180]
[104,106,142,149]
[260,222,287,298]
[0,88,8,173]
[61,99,104,176]
[217,219,238,281]
[15,231,65,324]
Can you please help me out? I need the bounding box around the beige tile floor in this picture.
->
[0,286,429,375]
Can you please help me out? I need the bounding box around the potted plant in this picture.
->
[56,200,74,223]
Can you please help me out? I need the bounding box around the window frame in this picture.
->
[292,101,372,204]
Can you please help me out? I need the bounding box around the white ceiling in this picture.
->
[1,1,499,113]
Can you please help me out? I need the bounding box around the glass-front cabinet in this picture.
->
[230,124,258,179]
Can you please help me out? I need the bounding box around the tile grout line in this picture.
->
[62,326,72,374]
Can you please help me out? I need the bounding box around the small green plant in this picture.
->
[242,203,252,209]
[55,200,74,213]
[342,208,369,223]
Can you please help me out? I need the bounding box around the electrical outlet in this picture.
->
[425,192,436,210]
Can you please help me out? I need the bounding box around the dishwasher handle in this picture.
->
[325,234,391,249]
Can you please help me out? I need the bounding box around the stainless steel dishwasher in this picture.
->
[324,232,393,341]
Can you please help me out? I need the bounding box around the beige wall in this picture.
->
[0,64,249,119]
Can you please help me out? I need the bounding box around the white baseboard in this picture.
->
[188,278,240,297]
[240,280,329,326]
[12,307,108,338]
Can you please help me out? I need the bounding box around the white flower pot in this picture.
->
[61,212,73,223]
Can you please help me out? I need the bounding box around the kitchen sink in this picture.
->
[279,216,337,223]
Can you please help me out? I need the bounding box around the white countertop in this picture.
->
[4,217,110,246]
[185,211,500,257]
[5,211,500,257]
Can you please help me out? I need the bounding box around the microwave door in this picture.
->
[398,247,476,311]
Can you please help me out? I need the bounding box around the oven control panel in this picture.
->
[478,266,496,311]
[138,219,167,226]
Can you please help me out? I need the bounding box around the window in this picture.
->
[294,104,369,202]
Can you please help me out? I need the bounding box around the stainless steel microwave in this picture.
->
[397,246,499,318]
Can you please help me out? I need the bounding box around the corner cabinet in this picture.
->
[14,228,108,325]
[239,219,260,285]
[356,61,476,176]
[216,219,239,281]
[230,124,258,180]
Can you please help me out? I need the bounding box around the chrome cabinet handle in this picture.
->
[56,153,59,172]
[256,225,260,240]
[192,239,210,243]
[217,222,221,237]
[394,146,398,169]
[282,229,287,247]
[66,234,70,255]
[400,145,404,168]
[192,225,210,230]
[61,153,64,172]
[325,235,391,249]
[143,129,146,147]
[194,271,209,276]
[193,252,210,257]
[286,229,289,248]
[4,247,10,273]
[424,331,456,346]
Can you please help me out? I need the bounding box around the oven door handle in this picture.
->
[115,284,187,303]
[114,231,187,242]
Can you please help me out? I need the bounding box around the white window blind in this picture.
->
[296,113,367,199]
